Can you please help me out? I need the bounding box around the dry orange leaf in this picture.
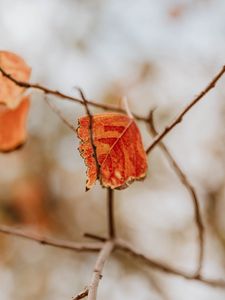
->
[77,113,148,190]
[0,51,31,152]
[0,96,30,152]
[0,51,31,108]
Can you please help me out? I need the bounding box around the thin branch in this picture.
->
[146,65,225,154]
[84,233,107,242]
[78,88,100,185]
[148,111,204,275]
[0,67,147,121]
[1,224,224,289]
[107,188,115,238]
[73,288,88,300]
[44,96,76,132]
[0,225,102,252]
[87,240,115,300]
[121,96,133,119]
[116,239,225,288]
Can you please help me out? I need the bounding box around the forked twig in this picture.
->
[148,111,204,275]
[82,187,116,300]
[146,65,225,154]
[116,239,225,288]
[87,240,115,300]
[0,67,147,121]
[1,224,225,291]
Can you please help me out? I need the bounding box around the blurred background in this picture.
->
[0,0,225,299]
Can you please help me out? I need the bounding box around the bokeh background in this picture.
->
[0,0,225,299]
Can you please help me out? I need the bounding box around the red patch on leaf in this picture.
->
[77,113,148,190]
[0,97,30,152]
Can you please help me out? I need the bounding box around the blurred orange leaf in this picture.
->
[11,177,52,230]
[0,51,31,108]
[77,113,147,190]
[0,96,30,152]
[0,51,31,152]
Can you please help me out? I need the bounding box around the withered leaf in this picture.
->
[77,113,148,190]
[0,96,30,152]
[0,51,31,108]
[0,51,31,152]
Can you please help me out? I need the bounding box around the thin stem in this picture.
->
[0,225,102,252]
[148,111,204,275]
[146,65,225,154]
[44,96,76,132]
[107,188,115,238]
[78,88,100,185]
[84,233,107,242]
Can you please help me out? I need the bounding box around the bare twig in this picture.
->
[0,225,102,252]
[146,65,225,154]
[148,111,204,275]
[78,88,101,187]
[0,67,147,121]
[84,233,107,242]
[116,239,225,288]
[121,96,133,119]
[87,240,115,300]
[44,96,76,132]
[73,288,89,300]
[107,188,115,238]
